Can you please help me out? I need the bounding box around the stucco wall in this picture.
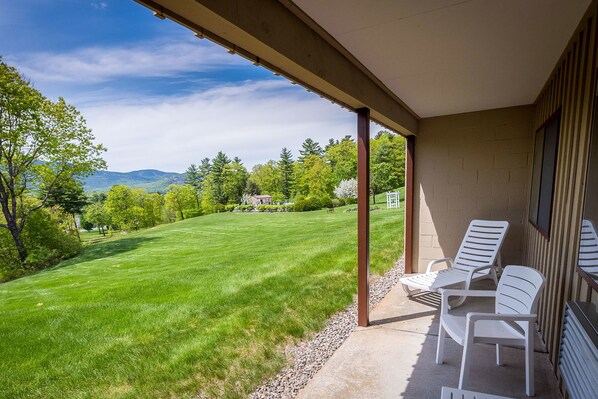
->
[413,105,534,272]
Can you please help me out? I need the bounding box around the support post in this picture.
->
[357,107,370,327]
[405,135,415,274]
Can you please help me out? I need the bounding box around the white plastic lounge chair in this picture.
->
[436,265,546,397]
[400,220,509,306]
[578,219,598,284]
[440,386,514,399]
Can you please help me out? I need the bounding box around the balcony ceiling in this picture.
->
[292,0,591,118]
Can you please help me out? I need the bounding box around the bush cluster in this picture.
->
[256,204,294,212]
[1,206,81,281]
[293,197,324,212]
[182,209,202,219]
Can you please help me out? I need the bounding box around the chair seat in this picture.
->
[400,269,478,292]
[441,314,524,346]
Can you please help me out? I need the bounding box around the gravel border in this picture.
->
[249,256,405,399]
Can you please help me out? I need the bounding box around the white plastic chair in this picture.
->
[578,219,598,283]
[400,220,509,306]
[436,265,546,397]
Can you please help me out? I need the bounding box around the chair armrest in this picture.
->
[439,289,496,314]
[466,312,537,323]
[426,257,454,273]
[465,264,495,281]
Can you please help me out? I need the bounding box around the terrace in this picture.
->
[297,279,561,399]
[134,0,598,397]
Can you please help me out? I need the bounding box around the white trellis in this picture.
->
[386,191,400,209]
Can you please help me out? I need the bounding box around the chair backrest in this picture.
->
[496,265,546,328]
[578,219,598,269]
[453,220,509,274]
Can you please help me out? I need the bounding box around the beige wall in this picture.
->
[413,105,534,273]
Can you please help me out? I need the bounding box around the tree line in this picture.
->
[184,132,405,214]
[78,131,405,236]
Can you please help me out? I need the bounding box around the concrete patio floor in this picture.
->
[297,279,562,399]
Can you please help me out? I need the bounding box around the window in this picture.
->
[529,112,560,238]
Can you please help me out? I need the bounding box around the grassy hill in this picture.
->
[0,196,404,398]
[84,169,185,193]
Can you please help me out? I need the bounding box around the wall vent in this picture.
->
[559,302,598,399]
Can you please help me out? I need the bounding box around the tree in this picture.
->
[370,131,406,203]
[164,184,197,220]
[104,185,134,230]
[83,202,111,236]
[221,162,248,204]
[279,147,294,200]
[185,164,202,206]
[209,151,231,204]
[249,161,283,198]
[294,155,334,198]
[298,138,323,162]
[40,174,88,239]
[334,178,358,199]
[0,60,106,263]
[325,137,357,185]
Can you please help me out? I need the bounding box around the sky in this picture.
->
[0,0,382,173]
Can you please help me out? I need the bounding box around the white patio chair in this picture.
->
[436,265,546,397]
[400,220,509,307]
[578,219,598,280]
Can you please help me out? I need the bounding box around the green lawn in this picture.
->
[0,197,404,399]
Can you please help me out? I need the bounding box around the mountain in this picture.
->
[84,169,185,193]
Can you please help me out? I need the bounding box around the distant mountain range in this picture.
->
[84,169,185,193]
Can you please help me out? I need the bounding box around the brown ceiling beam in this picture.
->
[134,0,419,136]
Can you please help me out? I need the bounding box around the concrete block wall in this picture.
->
[413,105,534,272]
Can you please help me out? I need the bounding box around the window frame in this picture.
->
[528,109,561,239]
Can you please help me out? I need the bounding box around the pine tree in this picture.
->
[298,138,323,162]
[210,151,231,204]
[279,147,294,200]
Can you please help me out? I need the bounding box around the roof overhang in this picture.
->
[135,0,592,133]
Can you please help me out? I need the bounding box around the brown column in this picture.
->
[357,107,370,327]
[404,135,415,274]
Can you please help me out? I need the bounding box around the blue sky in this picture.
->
[0,0,369,172]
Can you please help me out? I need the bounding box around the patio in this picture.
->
[297,278,561,399]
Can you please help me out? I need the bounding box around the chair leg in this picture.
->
[402,283,415,297]
[458,333,475,389]
[491,268,499,285]
[496,344,504,366]
[436,323,446,364]
[525,326,535,396]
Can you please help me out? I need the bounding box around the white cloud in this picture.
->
[80,80,362,172]
[13,38,242,84]
[91,2,108,10]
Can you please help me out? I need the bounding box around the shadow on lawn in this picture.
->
[60,236,161,267]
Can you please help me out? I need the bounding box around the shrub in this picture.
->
[334,178,358,199]
[331,199,341,208]
[224,204,236,212]
[182,209,202,219]
[0,206,82,277]
[345,197,357,205]
[293,197,323,212]
[338,198,346,206]
[318,197,333,209]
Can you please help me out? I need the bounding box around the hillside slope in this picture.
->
[84,169,185,192]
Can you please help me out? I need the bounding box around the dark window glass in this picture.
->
[529,113,560,237]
